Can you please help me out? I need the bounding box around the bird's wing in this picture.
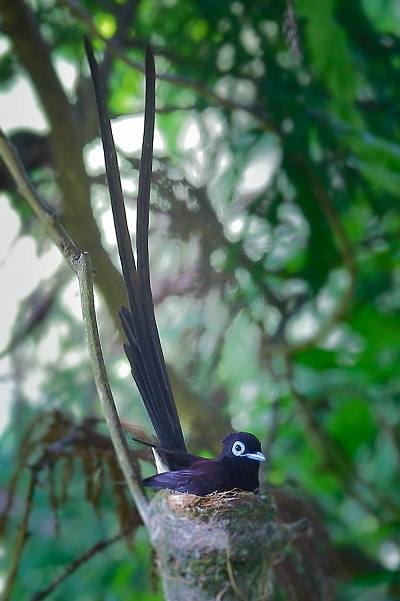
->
[142,469,196,492]
[142,459,222,496]
[85,40,186,462]
[132,437,201,468]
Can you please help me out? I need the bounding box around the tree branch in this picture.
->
[61,0,279,134]
[1,0,129,322]
[283,355,400,521]
[0,130,149,528]
[29,525,132,601]
[1,0,209,441]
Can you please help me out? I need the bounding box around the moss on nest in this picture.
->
[148,490,308,601]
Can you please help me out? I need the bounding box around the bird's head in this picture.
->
[220,432,266,462]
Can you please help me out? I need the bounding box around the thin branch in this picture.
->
[0,130,149,529]
[283,355,400,521]
[301,160,356,278]
[2,0,131,328]
[29,525,132,601]
[2,460,37,601]
[2,0,74,133]
[290,154,357,350]
[124,155,287,312]
[225,546,249,601]
[259,152,358,356]
[4,419,111,600]
[61,0,278,134]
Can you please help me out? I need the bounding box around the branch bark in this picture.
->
[1,0,211,438]
[1,0,128,321]
[0,126,312,601]
[0,129,149,528]
[0,9,316,594]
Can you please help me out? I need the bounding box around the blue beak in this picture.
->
[245,452,266,462]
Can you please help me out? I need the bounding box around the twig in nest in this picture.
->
[225,545,250,601]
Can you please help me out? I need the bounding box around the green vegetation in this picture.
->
[1,0,400,599]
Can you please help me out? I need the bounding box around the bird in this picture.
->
[85,39,266,496]
[142,432,265,495]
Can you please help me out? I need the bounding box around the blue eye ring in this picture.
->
[232,440,246,456]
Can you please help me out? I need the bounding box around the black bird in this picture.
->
[85,40,266,496]
[142,432,265,495]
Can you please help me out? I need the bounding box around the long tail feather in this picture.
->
[84,39,186,460]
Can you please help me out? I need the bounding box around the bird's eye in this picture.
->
[232,441,246,456]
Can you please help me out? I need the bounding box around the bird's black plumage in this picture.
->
[143,432,265,495]
[85,40,266,495]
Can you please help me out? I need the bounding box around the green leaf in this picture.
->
[327,397,376,457]
[297,0,359,123]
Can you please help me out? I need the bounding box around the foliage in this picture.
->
[1,0,400,599]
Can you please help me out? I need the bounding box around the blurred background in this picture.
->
[1,0,400,599]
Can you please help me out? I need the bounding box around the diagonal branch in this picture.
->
[1,0,129,324]
[29,525,133,601]
[61,0,279,134]
[1,0,213,443]
[0,130,149,528]
[283,355,400,521]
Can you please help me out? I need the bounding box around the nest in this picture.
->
[148,490,308,601]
